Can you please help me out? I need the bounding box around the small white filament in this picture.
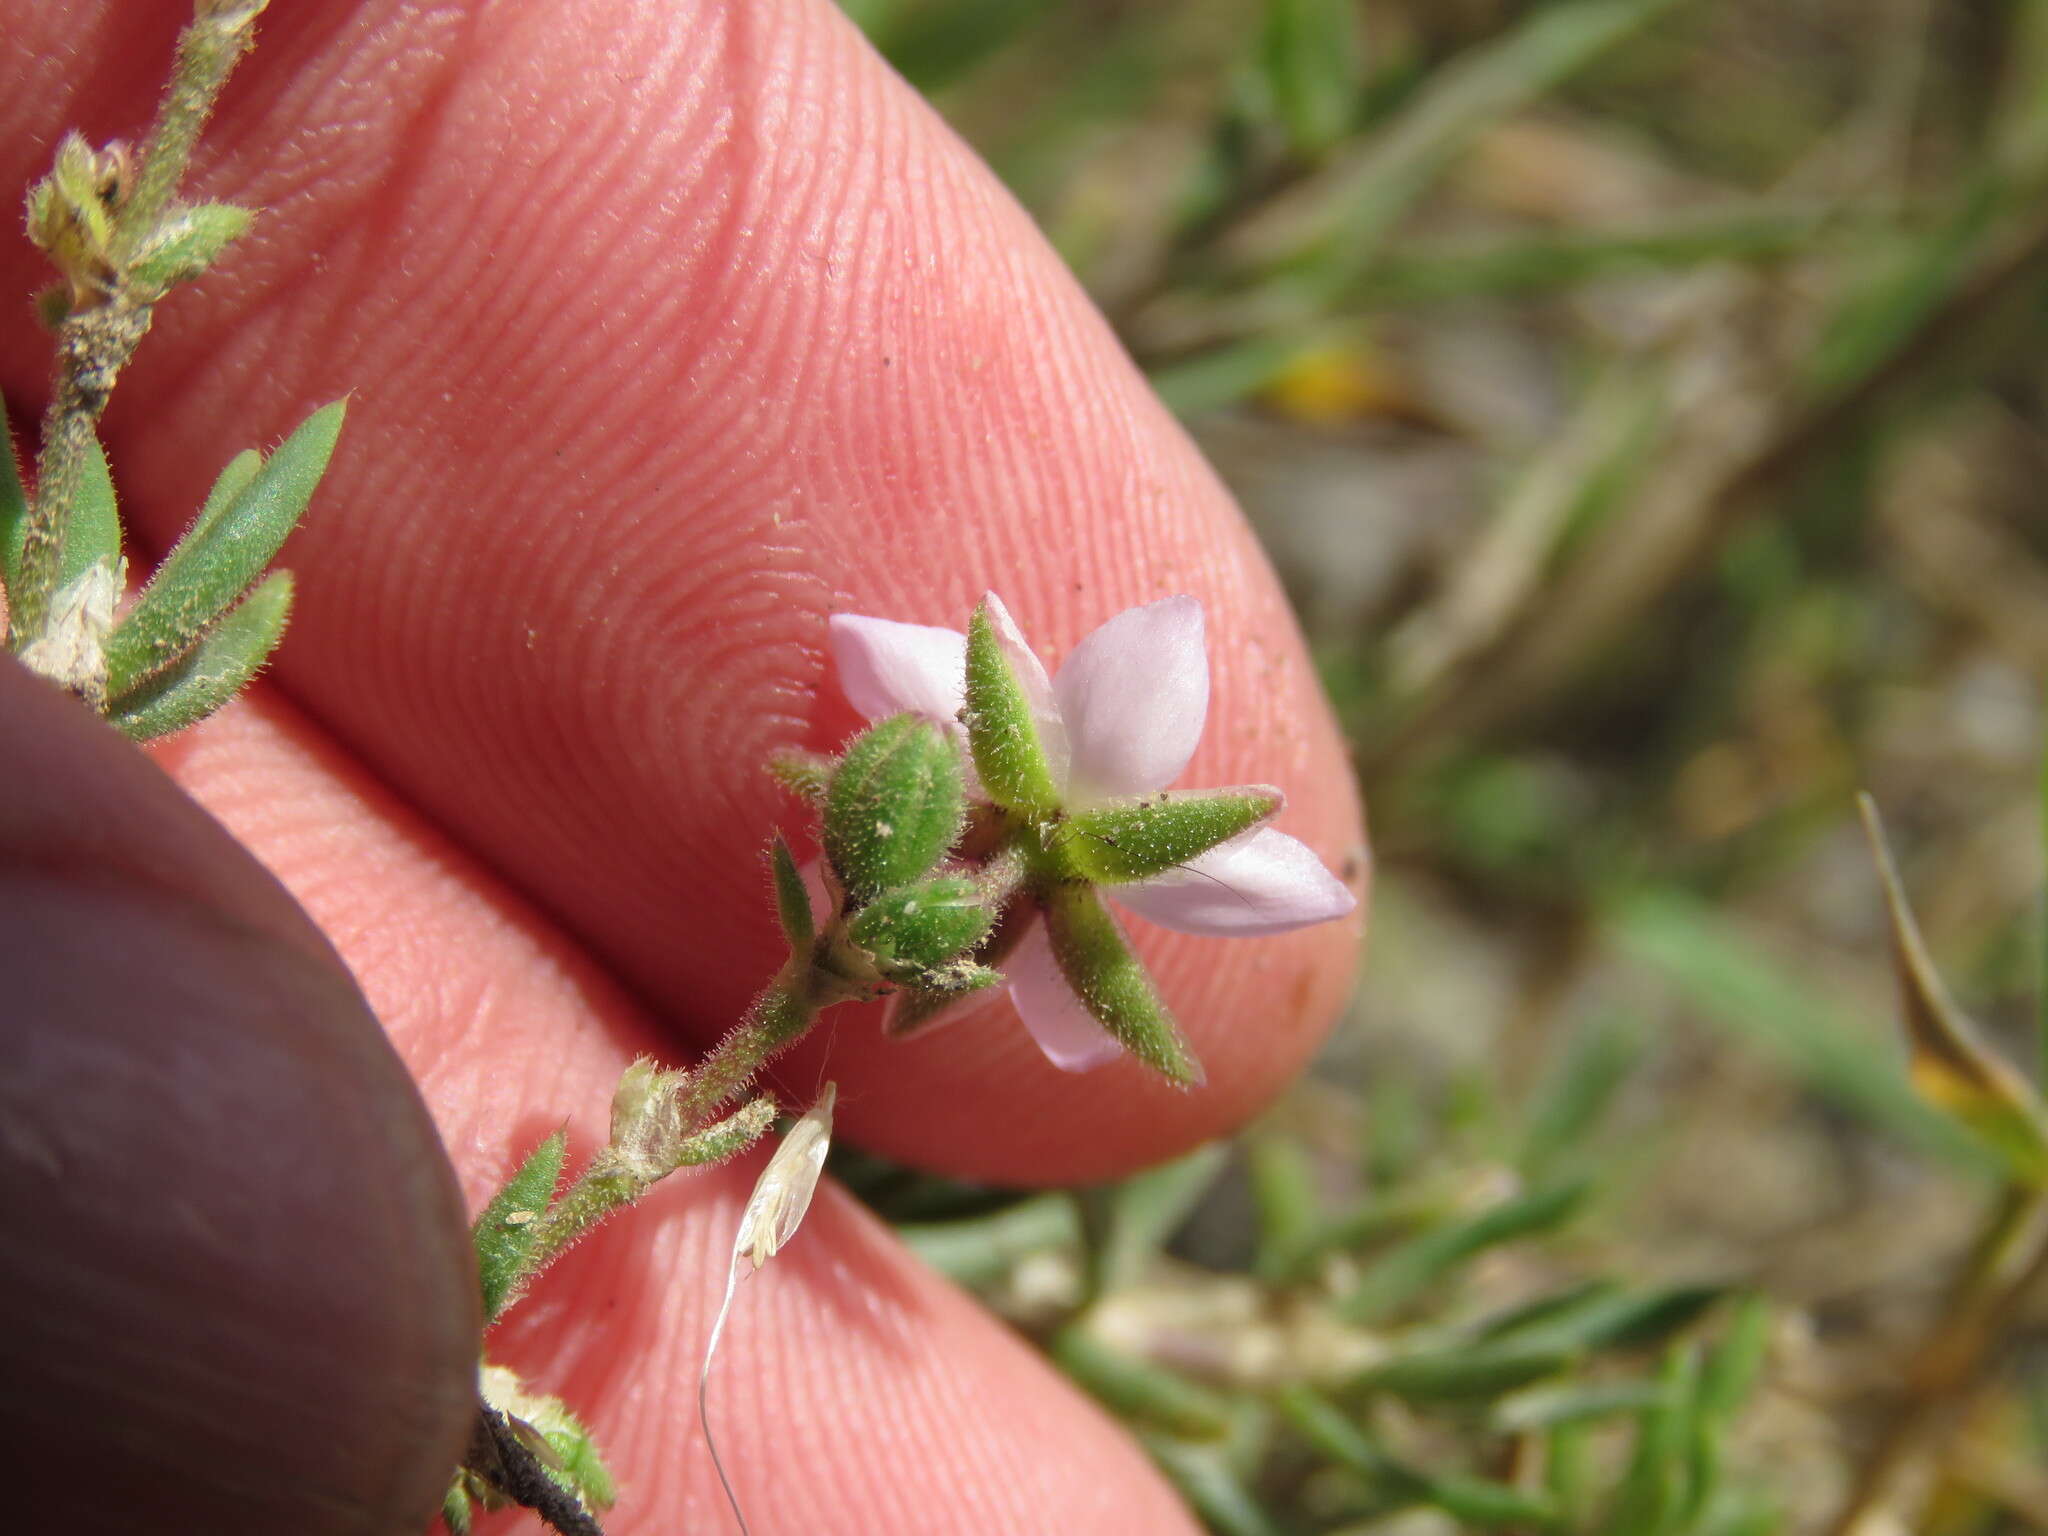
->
[699,1083,836,1535]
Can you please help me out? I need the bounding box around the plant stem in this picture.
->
[1827,1187,2048,1534]
[519,968,821,1278]
[15,0,267,640]
[122,1,267,246]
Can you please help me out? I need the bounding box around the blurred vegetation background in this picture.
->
[826,2,2048,1532]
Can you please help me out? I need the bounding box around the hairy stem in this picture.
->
[518,968,821,1278]
[15,0,267,640]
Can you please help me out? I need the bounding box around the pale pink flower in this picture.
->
[828,593,1357,1072]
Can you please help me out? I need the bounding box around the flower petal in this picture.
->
[1005,918,1126,1072]
[1111,827,1358,937]
[1055,595,1207,807]
[979,591,1069,793]
[828,614,967,724]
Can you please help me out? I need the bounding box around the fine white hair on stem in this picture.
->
[699,1083,837,1535]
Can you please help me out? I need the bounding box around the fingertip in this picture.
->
[0,665,477,1534]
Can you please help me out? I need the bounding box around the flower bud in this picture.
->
[850,875,994,979]
[822,713,965,905]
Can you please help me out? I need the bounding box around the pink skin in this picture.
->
[0,2,1367,1532]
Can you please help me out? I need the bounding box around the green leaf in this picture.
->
[1341,1179,1590,1322]
[1259,0,1361,159]
[1053,1323,1233,1438]
[766,746,834,806]
[1248,1136,1322,1283]
[769,835,814,954]
[1493,1380,1665,1432]
[60,430,123,588]
[103,399,343,694]
[1063,788,1280,884]
[850,874,993,975]
[1231,0,1687,300]
[1094,1142,1231,1295]
[1352,1339,1578,1402]
[1280,1384,1561,1521]
[964,597,1063,816]
[822,713,966,904]
[1518,1010,1641,1182]
[1602,1346,1700,1536]
[1503,1283,1725,1356]
[106,570,293,741]
[1137,1430,1288,1536]
[439,1475,474,1534]
[1860,793,2048,1183]
[1606,887,1995,1172]
[127,200,253,292]
[1,394,28,603]
[894,1192,1084,1289]
[882,965,1006,1037]
[1041,880,1201,1085]
[472,1130,567,1325]
[194,448,263,539]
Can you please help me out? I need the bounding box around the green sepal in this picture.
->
[127,201,253,293]
[963,598,1062,816]
[106,569,292,740]
[822,712,965,904]
[477,1365,617,1513]
[1041,881,1201,1085]
[439,1475,474,1534]
[472,1130,568,1325]
[1062,788,1279,884]
[1,394,27,605]
[769,835,815,953]
[102,399,343,693]
[59,430,123,588]
[885,966,1005,1037]
[766,747,834,805]
[851,875,994,977]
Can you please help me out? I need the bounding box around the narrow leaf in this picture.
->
[1137,1431,1287,1536]
[1052,1323,1234,1438]
[1601,1346,1699,1536]
[1860,793,2048,1183]
[1487,1281,1725,1355]
[769,835,814,954]
[106,570,292,741]
[1608,887,1993,1171]
[1341,1178,1590,1322]
[439,1475,474,1534]
[1042,881,1201,1085]
[766,746,834,805]
[1519,1011,1641,1181]
[1064,788,1280,884]
[127,200,253,292]
[1352,1339,1578,1402]
[1094,1142,1231,1296]
[103,399,343,692]
[1259,0,1361,159]
[471,1130,567,1325]
[60,431,122,588]
[193,448,263,540]
[0,393,27,602]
